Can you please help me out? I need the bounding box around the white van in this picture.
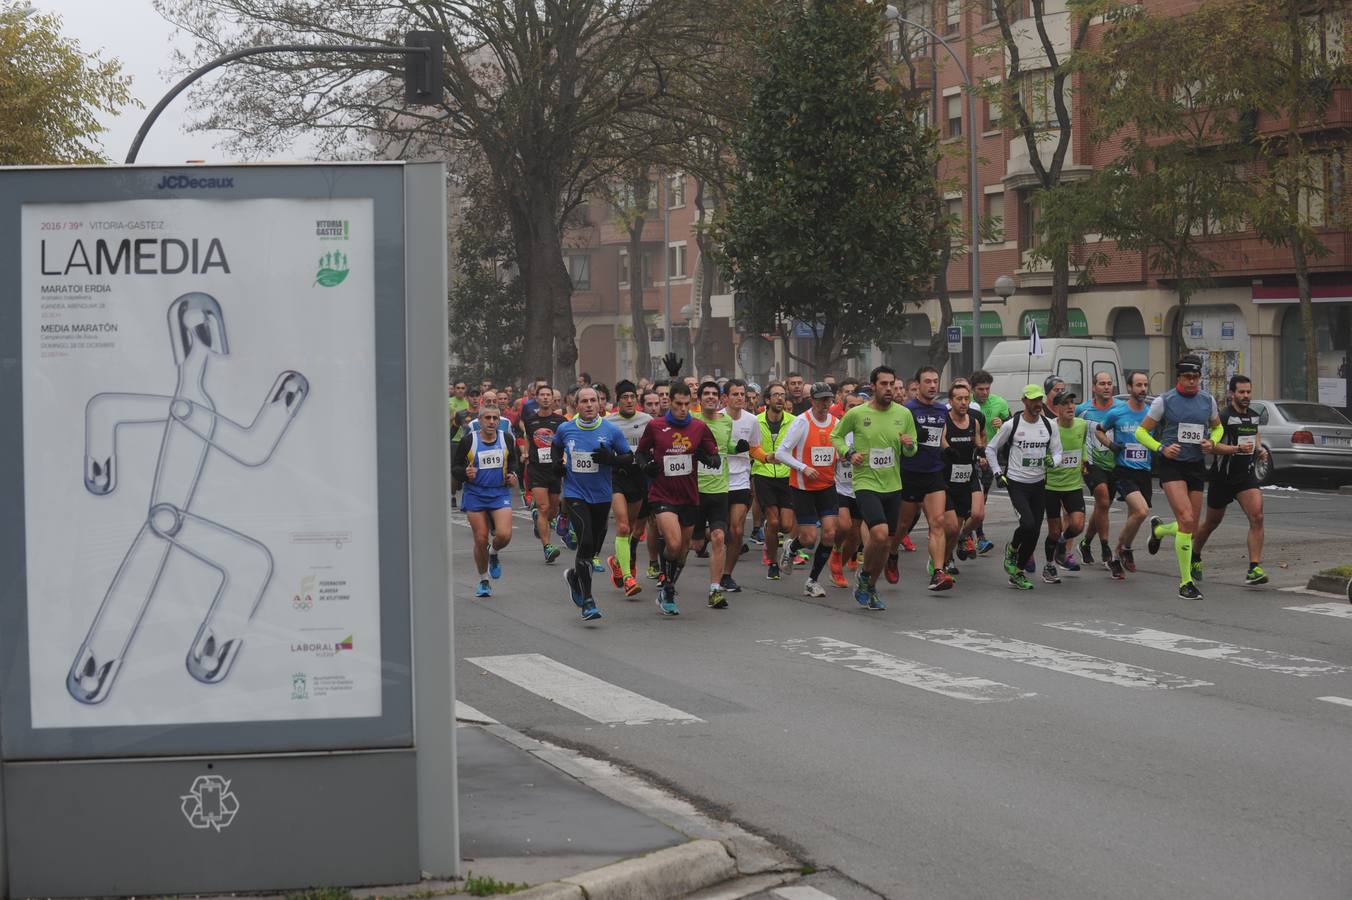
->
[980,339,1125,404]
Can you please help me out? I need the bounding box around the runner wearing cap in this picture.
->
[1141,354,1223,600]
[1041,390,1089,584]
[1191,374,1269,585]
[775,382,842,598]
[985,384,1063,590]
[604,380,652,598]
[898,366,955,591]
[831,365,918,610]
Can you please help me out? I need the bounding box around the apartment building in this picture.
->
[900,0,1351,408]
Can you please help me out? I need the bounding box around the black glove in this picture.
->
[644,459,661,478]
[995,471,1009,489]
[662,351,683,377]
[733,439,751,454]
[694,447,721,471]
[593,445,615,466]
[552,450,567,479]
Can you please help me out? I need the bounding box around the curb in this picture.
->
[512,839,737,900]
[1306,573,1352,597]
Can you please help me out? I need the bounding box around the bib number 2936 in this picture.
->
[1178,423,1205,444]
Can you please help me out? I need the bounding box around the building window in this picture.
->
[1295,152,1347,228]
[1304,9,1346,65]
[667,242,688,279]
[985,192,1005,243]
[1019,190,1042,254]
[567,254,590,290]
[984,96,1002,131]
[667,173,686,208]
[618,249,630,286]
[946,93,963,138]
[1018,71,1058,129]
[945,0,961,35]
[945,197,964,244]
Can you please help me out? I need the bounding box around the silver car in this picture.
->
[1250,400,1352,484]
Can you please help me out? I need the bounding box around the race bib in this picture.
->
[923,427,941,449]
[478,449,504,469]
[811,445,836,467]
[1124,443,1148,463]
[1178,423,1205,445]
[1237,434,1257,454]
[839,459,853,477]
[537,445,553,464]
[570,451,597,474]
[627,436,640,450]
[1020,456,1045,468]
[949,464,972,484]
[664,454,693,476]
[1060,451,1081,469]
[869,448,895,469]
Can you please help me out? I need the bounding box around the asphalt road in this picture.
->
[454,484,1352,900]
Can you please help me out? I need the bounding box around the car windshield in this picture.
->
[1276,402,1351,425]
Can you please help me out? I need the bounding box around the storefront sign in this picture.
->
[1221,321,1235,339]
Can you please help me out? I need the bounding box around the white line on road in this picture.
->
[465,653,704,726]
[1284,602,1352,619]
[1042,621,1351,677]
[773,886,841,900]
[758,637,1034,703]
[455,701,499,724]
[1318,696,1352,708]
[899,628,1212,690]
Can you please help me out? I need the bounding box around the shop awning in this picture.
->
[950,310,1004,337]
[1020,308,1089,336]
[1252,285,1352,304]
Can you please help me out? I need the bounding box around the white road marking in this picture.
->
[455,701,499,724]
[900,628,1211,690]
[1318,696,1352,708]
[773,886,842,900]
[465,653,704,726]
[758,637,1034,703]
[1284,602,1352,619]
[1042,621,1351,677]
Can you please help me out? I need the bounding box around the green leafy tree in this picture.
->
[449,171,526,387]
[0,7,135,164]
[715,0,945,376]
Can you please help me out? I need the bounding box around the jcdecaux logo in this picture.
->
[156,174,236,190]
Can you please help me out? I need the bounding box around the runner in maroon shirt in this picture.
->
[636,382,719,616]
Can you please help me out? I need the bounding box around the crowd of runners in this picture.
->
[449,352,1270,620]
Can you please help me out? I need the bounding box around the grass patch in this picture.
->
[462,872,528,896]
[1318,565,1352,578]
[286,890,352,900]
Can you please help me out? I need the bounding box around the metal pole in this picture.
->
[661,170,673,358]
[885,9,982,369]
[124,43,431,164]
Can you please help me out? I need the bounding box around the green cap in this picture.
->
[1022,384,1046,400]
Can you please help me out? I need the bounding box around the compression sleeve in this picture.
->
[1135,426,1162,453]
[1209,423,1224,444]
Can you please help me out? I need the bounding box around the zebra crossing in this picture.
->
[463,605,1352,724]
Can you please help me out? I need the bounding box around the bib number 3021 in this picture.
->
[869,448,894,469]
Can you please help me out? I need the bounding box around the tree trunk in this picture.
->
[813,320,842,378]
[1292,229,1319,401]
[693,180,717,377]
[516,230,555,386]
[927,237,954,374]
[627,214,652,381]
[1171,282,1191,370]
[1047,249,1071,338]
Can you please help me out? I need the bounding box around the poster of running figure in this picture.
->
[22,197,383,729]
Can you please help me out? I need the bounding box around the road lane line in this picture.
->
[465,653,704,725]
[758,637,1034,703]
[899,628,1211,690]
[1318,696,1352,708]
[1042,621,1351,677]
[455,701,499,724]
[1284,602,1352,619]
[773,887,841,900]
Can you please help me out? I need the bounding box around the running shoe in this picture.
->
[1108,557,1126,580]
[977,538,995,555]
[544,544,562,564]
[900,535,916,553]
[885,554,900,584]
[1003,543,1019,577]
[1062,554,1081,573]
[926,558,934,576]
[762,548,772,567]
[741,543,750,555]
[720,574,743,593]
[1120,547,1137,573]
[623,575,642,598]
[750,526,766,545]
[795,549,812,566]
[1191,558,1204,583]
[607,555,624,589]
[803,578,827,598]
[657,584,680,616]
[581,600,602,620]
[1146,516,1164,556]
[1178,581,1203,600]
[847,552,860,571]
[1041,563,1061,584]
[554,515,569,538]
[766,563,781,581]
[1025,556,1036,573]
[963,535,977,559]
[853,570,872,607]
[866,594,886,611]
[564,568,586,608]
[591,557,606,573]
[1009,572,1034,590]
[489,553,502,580]
[563,527,578,551]
[829,550,846,587]
[474,579,491,598]
[943,563,960,576]
[646,562,661,580]
[708,588,729,609]
[1245,564,1269,585]
[694,545,710,559]
[1053,542,1070,568]
[779,541,794,571]
[1079,536,1094,565]
[928,571,954,592]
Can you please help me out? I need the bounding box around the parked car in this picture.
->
[1250,400,1352,484]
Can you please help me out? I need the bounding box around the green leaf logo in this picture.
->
[314,250,350,287]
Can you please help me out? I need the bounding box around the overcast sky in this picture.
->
[32,0,302,164]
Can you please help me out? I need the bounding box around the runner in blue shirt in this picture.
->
[1094,370,1152,578]
[551,386,633,620]
[452,405,521,598]
[1076,372,1125,572]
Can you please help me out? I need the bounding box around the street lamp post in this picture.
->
[883,6,985,369]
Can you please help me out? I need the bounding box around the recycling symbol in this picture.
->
[181,774,240,831]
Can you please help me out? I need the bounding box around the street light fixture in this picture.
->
[993,274,1016,303]
[883,5,986,367]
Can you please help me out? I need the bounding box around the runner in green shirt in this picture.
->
[830,365,917,611]
[1041,391,1089,584]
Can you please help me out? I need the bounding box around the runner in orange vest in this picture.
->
[774,382,842,598]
